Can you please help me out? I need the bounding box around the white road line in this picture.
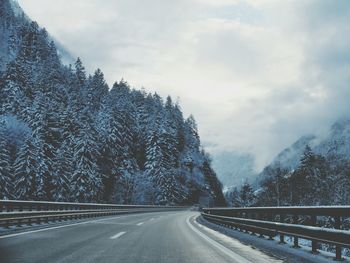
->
[110,231,126,239]
[0,215,123,240]
[136,222,144,226]
[0,212,171,240]
[89,217,121,223]
[186,216,252,263]
[149,218,155,221]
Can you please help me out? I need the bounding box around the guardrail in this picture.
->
[201,206,350,261]
[0,200,187,229]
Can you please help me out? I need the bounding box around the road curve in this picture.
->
[0,211,283,263]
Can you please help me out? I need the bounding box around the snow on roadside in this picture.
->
[197,215,350,263]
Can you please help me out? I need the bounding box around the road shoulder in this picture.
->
[196,215,349,263]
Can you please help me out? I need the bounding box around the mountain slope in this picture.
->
[252,119,350,206]
[0,0,73,71]
[260,119,350,177]
[0,0,225,205]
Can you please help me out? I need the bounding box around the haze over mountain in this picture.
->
[211,151,257,190]
[16,0,350,176]
[260,118,350,175]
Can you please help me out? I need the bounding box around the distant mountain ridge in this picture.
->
[258,118,350,180]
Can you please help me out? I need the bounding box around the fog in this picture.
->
[18,0,350,170]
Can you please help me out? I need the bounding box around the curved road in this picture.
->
[0,211,283,263]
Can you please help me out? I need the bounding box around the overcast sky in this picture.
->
[17,0,350,170]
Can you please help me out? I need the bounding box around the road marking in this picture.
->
[136,222,144,226]
[186,215,252,263]
[89,217,121,223]
[0,212,174,240]
[149,218,155,221]
[110,231,126,239]
[0,215,125,239]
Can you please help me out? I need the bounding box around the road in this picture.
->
[0,211,283,263]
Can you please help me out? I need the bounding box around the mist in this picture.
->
[17,0,350,170]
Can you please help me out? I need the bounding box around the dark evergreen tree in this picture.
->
[239,182,255,207]
[14,137,44,200]
[0,129,12,199]
[71,109,102,202]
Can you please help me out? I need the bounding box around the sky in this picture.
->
[17,0,350,170]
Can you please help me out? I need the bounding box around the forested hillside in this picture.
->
[226,120,350,207]
[0,0,225,205]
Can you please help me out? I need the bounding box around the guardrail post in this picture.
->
[5,219,10,228]
[292,215,300,248]
[267,213,274,240]
[243,212,249,233]
[334,216,342,261]
[257,212,264,238]
[311,215,318,254]
[279,214,286,244]
[250,213,256,236]
[238,212,243,232]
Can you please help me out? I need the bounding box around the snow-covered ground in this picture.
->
[197,215,350,263]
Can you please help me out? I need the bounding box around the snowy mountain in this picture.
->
[260,119,350,176]
[249,118,350,206]
[211,151,257,190]
[314,119,350,160]
[264,135,317,172]
[0,0,225,206]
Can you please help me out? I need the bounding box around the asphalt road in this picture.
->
[0,211,283,263]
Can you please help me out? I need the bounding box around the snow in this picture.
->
[198,215,350,263]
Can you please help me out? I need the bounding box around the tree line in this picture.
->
[226,145,350,207]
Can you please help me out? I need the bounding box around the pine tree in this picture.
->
[0,129,13,199]
[71,109,102,202]
[290,145,328,205]
[84,69,108,112]
[201,158,226,206]
[14,137,45,200]
[51,142,72,201]
[0,61,28,116]
[74,57,86,87]
[239,182,255,207]
[225,187,241,207]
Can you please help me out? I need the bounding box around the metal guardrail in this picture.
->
[202,206,350,261]
[0,200,187,229]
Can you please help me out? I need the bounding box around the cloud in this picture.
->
[17,0,350,170]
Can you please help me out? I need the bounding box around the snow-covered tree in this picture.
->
[0,129,12,199]
[14,137,46,200]
[71,110,102,202]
